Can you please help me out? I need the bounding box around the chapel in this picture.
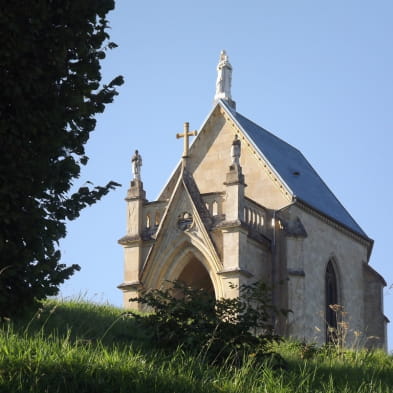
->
[118,51,387,348]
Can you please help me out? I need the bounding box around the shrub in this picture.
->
[130,281,285,365]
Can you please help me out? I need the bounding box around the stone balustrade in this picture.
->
[143,200,167,229]
[142,194,267,236]
[202,192,225,217]
[244,197,267,234]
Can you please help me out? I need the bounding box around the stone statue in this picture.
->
[131,149,142,180]
[215,50,233,102]
[231,135,241,166]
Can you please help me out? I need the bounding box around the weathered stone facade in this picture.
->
[118,54,387,349]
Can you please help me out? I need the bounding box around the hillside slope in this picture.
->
[0,300,392,393]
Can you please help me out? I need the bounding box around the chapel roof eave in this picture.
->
[290,197,374,257]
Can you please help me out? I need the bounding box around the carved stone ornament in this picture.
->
[177,211,193,231]
[231,135,241,167]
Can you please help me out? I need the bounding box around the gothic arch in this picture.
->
[177,256,215,294]
[143,240,224,298]
[325,259,340,343]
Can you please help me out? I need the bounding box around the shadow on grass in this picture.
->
[0,360,220,393]
[0,300,223,393]
[3,301,393,393]
[11,300,150,349]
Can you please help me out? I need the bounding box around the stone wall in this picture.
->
[363,264,387,349]
[189,109,290,210]
[282,204,372,346]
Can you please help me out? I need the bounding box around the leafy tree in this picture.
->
[0,0,124,317]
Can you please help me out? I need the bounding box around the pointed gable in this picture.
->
[141,168,221,286]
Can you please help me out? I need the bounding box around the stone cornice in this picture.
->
[287,268,305,277]
[117,281,142,291]
[125,195,147,202]
[216,219,248,234]
[118,234,155,245]
[218,267,253,278]
[293,199,373,254]
[215,219,271,249]
[117,235,142,246]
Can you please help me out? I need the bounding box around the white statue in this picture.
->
[214,50,233,102]
[131,149,142,180]
[231,135,241,166]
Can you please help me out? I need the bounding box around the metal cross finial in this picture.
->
[176,122,197,164]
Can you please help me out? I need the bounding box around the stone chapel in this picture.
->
[118,51,387,348]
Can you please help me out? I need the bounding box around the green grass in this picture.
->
[0,299,392,392]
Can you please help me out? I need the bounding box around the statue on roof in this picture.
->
[214,50,236,109]
[131,149,142,180]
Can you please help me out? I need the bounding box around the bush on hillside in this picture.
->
[130,281,286,365]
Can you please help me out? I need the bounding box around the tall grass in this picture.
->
[0,299,392,393]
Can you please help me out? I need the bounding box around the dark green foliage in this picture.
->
[130,281,283,364]
[0,0,123,316]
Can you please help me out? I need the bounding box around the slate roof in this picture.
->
[221,101,368,238]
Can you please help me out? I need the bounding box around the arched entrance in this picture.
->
[177,256,215,295]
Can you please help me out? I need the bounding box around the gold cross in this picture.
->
[176,122,197,159]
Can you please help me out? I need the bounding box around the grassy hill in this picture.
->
[0,299,392,392]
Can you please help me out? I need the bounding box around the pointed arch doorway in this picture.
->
[177,256,215,295]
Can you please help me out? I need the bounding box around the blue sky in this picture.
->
[59,1,393,349]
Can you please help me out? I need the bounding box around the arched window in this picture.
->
[212,200,218,216]
[155,211,160,226]
[325,260,338,343]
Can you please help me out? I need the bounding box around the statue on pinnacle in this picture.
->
[214,50,235,109]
